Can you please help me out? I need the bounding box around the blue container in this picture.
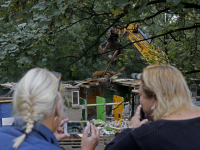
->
[0,102,13,126]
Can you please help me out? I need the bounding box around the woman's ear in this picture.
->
[153,94,158,106]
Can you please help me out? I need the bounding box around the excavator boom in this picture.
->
[99,24,166,65]
[117,24,166,65]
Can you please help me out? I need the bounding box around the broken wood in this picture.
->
[92,70,119,77]
[132,90,139,93]
[79,84,90,88]
[109,67,125,79]
[92,71,104,77]
[86,78,108,83]
[102,50,119,77]
[86,79,99,83]
[89,82,100,86]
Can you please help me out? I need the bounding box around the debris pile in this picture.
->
[92,119,130,145]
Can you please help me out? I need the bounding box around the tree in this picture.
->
[0,0,200,82]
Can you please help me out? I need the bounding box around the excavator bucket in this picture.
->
[99,27,124,61]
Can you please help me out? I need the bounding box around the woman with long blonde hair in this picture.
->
[0,68,99,150]
[105,65,200,150]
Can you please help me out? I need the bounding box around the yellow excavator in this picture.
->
[98,24,166,65]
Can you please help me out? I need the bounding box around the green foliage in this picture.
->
[0,0,200,83]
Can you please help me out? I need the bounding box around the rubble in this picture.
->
[92,119,130,145]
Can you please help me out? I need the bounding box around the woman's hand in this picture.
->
[81,123,100,150]
[129,105,148,129]
[54,118,70,141]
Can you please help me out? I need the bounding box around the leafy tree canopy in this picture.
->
[0,0,200,83]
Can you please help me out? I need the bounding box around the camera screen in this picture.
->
[67,122,87,134]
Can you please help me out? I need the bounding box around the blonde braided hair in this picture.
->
[13,68,62,148]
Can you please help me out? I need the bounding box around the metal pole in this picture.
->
[102,87,104,98]
[131,92,134,117]
[104,98,106,121]
[0,100,12,103]
[85,91,88,120]
[84,102,129,107]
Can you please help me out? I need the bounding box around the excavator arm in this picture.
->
[99,24,166,65]
[117,24,166,65]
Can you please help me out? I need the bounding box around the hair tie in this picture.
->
[24,132,28,135]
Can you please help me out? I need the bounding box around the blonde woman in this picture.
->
[105,65,200,150]
[0,68,99,150]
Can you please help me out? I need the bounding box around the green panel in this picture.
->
[96,96,105,122]
[80,97,85,105]
[79,97,85,120]
[105,126,114,131]
[93,119,104,124]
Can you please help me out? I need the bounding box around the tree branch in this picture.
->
[136,0,200,10]
[185,70,200,75]
[134,0,166,10]
[129,1,200,25]
[62,55,78,59]
[181,2,200,9]
[125,24,200,47]
[65,16,123,70]
[56,16,93,33]
[169,33,181,42]
[128,7,169,24]
[91,24,200,59]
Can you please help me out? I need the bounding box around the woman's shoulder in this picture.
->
[133,121,158,138]
[133,116,200,139]
[0,126,61,150]
[0,125,21,137]
[23,138,61,150]
[155,116,200,126]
